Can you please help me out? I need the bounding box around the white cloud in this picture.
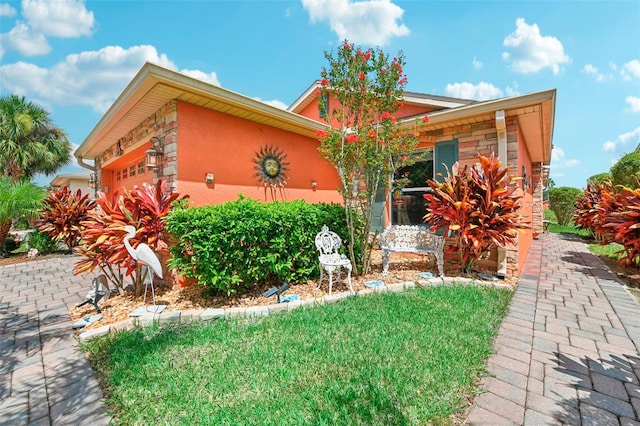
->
[254,98,288,109]
[301,0,409,46]
[0,3,17,16]
[181,69,220,86]
[626,96,640,113]
[621,59,640,80]
[505,82,520,97]
[472,56,482,70]
[444,82,503,101]
[602,126,640,154]
[502,18,570,75]
[582,64,612,82]
[0,45,220,113]
[22,0,94,37]
[0,0,95,58]
[551,146,579,169]
[0,21,50,57]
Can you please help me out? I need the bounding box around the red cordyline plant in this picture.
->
[38,186,95,250]
[316,39,428,274]
[573,180,618,243]
[74,180,188,296]
[423,153,530,274]
[604,182,640,266]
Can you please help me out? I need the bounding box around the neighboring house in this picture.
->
[75,62,555,277]
[49,171,94,198]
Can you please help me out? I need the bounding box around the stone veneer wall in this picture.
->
[424,116,522,277]
[96,100,178,193]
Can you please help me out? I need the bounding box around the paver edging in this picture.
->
[78,277,513,342]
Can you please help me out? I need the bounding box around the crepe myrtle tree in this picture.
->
[315,40,428,274]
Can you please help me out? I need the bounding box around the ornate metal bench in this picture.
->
[378,225,445,277]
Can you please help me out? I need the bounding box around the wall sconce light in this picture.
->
[88,173,96,189]
[205,173,214,184]
[311,180,317,190]
[115,141,123,156]
[146,137,164,176]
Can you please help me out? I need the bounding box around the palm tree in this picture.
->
[0,177,45,252]
[0,95,71,181]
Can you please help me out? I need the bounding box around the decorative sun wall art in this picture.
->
[253,145,290,200]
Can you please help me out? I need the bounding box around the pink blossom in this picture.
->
[316,130,328,138]
[380,111,392,121]
[346,135,359,143]
[422,115,430,123]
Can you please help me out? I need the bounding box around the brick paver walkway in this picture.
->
[0,255,111,425]
[468,233,640,425]
[1,233,639,424]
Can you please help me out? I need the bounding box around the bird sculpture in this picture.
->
[123,225,163,307]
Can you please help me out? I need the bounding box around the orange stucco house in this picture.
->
[75,62,555,277]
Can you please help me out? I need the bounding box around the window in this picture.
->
[116,170,121,181]
[129,165,136,177]
[391,139,458,226]
[122,168,128,179]
[138,161,145,175]
[319,92,329,119]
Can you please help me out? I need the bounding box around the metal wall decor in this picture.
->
[253,145,290,200]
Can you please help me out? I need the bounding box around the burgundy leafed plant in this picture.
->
[573,180,618,243]
[423,153,529,274]
[74,180,188,296]
[604,183,640,266]
[38,186,95,250]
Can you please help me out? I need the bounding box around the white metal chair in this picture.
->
[315,225,354,295]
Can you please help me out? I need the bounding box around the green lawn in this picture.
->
[544,210,590,237]
[84,286,511,425]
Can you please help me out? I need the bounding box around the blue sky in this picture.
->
[0,0,638,189]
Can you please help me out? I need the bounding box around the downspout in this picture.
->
[76,155,96,172]
[495,110,507,279]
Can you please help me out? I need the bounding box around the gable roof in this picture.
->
[75,62,327,161]
[287,81,475,114]
[76,63,555,167]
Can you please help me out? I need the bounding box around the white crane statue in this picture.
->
[123,225,164,310]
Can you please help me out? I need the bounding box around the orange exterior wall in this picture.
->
[516,124,534,274]
[175,101,342,207]
[297,92,435,126]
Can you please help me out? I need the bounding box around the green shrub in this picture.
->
[165,197,360,295]
[548,186,582,226]
[28,228,58,254]
[610,151,640,189]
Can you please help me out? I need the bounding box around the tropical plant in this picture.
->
[0,95,71,181]
[605,183,640,266]
[573,180,618,243]
[610,151,640,189]
[315,40,428,274]
[0,176,45,251]
[74,180,187,296]
[423,153,529,274]
[38,186,95,250]
[548,186,582,226]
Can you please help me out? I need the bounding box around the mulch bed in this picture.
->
[65,251,518,331]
